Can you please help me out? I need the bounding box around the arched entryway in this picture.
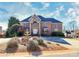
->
[30,21,40,36]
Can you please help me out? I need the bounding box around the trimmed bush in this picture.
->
[37,39,44,45]
[37,39,47,48]
[20,37,28,46]
[47,42,51,44]
[5,38,18,53]
[27,40,39,52]
[51,31,65,37]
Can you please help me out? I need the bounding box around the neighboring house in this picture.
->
[20,14,62,35]
[0,26,4,38]
[74,30,79,38]
[0,26,2,32]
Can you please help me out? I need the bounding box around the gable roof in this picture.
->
[21,15,62,23]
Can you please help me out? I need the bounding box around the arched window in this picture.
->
[32,21,39,27]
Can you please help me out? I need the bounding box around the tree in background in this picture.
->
[8,17,20,28]
[68,21,78,31]
[5,17,21,37]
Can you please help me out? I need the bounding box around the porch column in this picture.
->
[39,23,41,36]
[30,22,31,35]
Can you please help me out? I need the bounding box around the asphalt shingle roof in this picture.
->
[21,15,62,23]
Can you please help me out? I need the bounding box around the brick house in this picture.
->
[20,14,62,35]
[0,26,4,37]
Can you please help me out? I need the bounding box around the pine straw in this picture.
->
[39,43,68,51]
[0,39,69,54]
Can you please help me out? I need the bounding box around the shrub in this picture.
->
[56,44,60,46]
[20,37,28,46]
[47,42,51,44]
[51,31,65,37]
[37,39,47,48]
[37,39,44,45]
[27,39,42,56]
[27,40,39,52]
[5,38,18,53]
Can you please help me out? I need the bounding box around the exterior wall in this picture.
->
[41,21,52,35]
[21,22,29,26]
[21,22,29,27]
[20,22,30,31]
[52,23,62,32]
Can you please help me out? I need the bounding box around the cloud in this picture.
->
[74,2,79,5]
[23,2,39,14]
[40,2,50,10]
[43,5,64,18]
[23,2,50,14]
[64,3,79,29]
[23,2,50,15]
[67,8,76,18]
[72,2,79,7]
[1,2,79,30]
[65,3,79,22]
[68,8,74,13]
[56,6,64,11]
[74,16,79,23]
[13,13,26,21]
[71,2,79,15]
[23,2,32,7]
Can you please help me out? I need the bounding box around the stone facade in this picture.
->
[21,15,62,35]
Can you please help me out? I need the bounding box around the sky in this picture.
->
[0,2,79,31]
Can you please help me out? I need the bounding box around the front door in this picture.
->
[33,29,38,35]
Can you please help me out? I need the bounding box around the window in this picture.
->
[43,27,48,32]
[54,24,58,31]
[54,28,58,31]
[32,21,39,27]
